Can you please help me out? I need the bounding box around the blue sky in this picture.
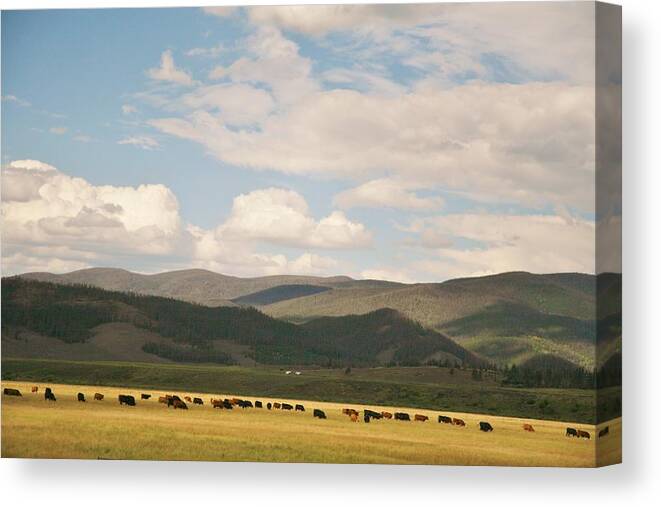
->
[1,3,608,281]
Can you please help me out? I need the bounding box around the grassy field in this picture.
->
[1,358,621,423]
[1,381,620,466]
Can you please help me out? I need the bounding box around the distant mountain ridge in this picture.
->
[20,268,355,307]
[14,268,621,368]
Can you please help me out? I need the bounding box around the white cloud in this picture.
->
[207,26,317,105]
[147,50,194,86]
[49,126,67,135]
[246,5,428,36]
[178,83,274,126]
[334,178,443,211]
[151,81,595,212]
[118,136,159,150]
[73,135,92,143]
[218,188,372,250]
[122,104,138,115]
[408,213,595,278]
[1,159,184,271]
[1,160,349,278]
[322,68,405,96]
[244,3,594,84]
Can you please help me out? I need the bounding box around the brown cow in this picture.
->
[342,408,359,416]
[158,396,168,404]
[452,418,466,426]
[381,411,393,419]
[184,396,192,403]
[212,399,224,408]
[523,424,535,432]
[350,413,359,422]
[31,386,39,393]
[273,402,281,409]
[414,414,429,422]
[193,397,203,405]
[577,430,590,440]
[94,393,104,401]
[173,399,188,410]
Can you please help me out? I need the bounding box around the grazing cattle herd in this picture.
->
[2,385,606,441]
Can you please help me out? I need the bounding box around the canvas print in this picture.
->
[1,2,621,467]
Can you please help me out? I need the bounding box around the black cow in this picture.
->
[599,426,610,438]
[566,427,578,437]
[118,394,136,406]
[267,402,272,410]
[394,412,410,421]
[223,399,233,409]
[313,409,327,419]
[77,392,86,402]
[44,387,56,401]
[438,415,452,424]
[255,400,263,408]
[3,388,22,396]
[141,393,151,400]
[364,409,382,420]
[193,397,203,405]
[281,403,293,410]
[295,404,305,412]
[479,421,493,432]
[364,414,371,423]
[577,430,591,440]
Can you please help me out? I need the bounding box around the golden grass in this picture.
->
[1,381,620,466]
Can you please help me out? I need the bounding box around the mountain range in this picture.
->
[10,268,621,369]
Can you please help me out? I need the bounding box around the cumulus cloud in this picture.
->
[121,104,138,115]
[147,50,194,86]
[1,159,184,273]
[118,136,159,150]
[218,188,372,249]
[334,178,443,211]
[1,160,352,278]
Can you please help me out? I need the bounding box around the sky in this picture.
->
[1,3,607,282]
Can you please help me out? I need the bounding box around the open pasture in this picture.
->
[1,381,620,466]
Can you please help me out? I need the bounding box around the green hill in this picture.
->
[1,277,481,368]
[13,269,620,369]
[232,284,332,306]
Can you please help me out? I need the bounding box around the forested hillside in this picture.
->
[1,278,480,368]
